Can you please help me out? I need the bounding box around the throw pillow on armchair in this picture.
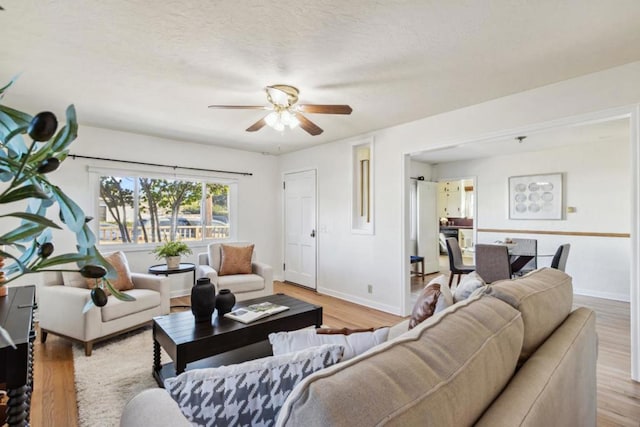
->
[219,244,254,275]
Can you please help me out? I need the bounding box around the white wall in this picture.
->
[433,138,631,301]
[409,160,433,181]
[279,60,640,316]
[6,125,280,297]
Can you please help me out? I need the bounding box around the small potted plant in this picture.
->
[152,240,192,269]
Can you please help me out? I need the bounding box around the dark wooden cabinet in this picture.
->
[0,285,36,426]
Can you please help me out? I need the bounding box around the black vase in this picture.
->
[191,278,216,323]
[215,289,236,316]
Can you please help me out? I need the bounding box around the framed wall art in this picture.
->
[508,173,563,220]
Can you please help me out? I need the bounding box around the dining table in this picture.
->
[466,242,554,274]
[495,241,553,274]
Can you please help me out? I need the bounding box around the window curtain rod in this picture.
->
[69,154,253,176]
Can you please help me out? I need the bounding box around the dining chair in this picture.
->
[551,244,571,272]
[445,237,475,287]
[475,244,512,284]
[510,238,537,275]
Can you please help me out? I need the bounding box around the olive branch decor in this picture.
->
[0,78,134,348]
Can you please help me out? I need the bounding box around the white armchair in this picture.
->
[39,271,170,356]
[197,242,273,301]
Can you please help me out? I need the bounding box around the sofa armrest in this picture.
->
[38,285,102,341]
[120,388,190,427]
[131,273,171,314]
[197,264,219,286]
[253,261,273,295]
[197,252,209,266]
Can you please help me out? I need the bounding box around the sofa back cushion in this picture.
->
[475,307,597,427]
[277,295,524,427]
[490,267,573,362]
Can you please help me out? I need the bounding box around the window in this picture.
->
[97,174,232,245]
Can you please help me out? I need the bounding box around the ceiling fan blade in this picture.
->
[297,104,352,115]
[295,113,323,136]
[208,105,269,110]
[246,117,267,132]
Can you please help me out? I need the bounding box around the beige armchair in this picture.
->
[197,242,273,301]
[39,270,170,356]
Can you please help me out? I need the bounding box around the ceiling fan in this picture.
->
[208,84,352,136]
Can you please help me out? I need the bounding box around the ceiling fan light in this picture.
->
[273,121,285,132]
[265,111,279,127]
[280,110,294,125]
[288,115,300,129]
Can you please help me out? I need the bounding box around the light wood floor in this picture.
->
[29,281,639,426]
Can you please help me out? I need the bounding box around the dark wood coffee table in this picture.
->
[152,293,322,386]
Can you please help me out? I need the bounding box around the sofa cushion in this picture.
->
[61,251,134,294]
[432,274,454,311]
[104,251,135,292]
[269,327,389,361]
[454,271,485,302]
[165,344,344,427]
[101,289,160,322]
[277,295,524,427]
[490,267,573,362]
[219,244,254,276]
[217,273,264,293]
[409,275,453,330]
[409,285,440,329]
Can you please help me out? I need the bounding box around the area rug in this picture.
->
[72,327,169,427]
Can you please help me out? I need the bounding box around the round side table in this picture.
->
[148,263,196,310]
[148,262,197,285]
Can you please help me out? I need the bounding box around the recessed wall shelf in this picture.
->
[351,138,374,234]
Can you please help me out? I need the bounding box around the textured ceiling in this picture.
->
[2,1,640,154]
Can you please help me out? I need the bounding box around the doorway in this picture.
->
[283,169,317,289]
[404,114,637,379]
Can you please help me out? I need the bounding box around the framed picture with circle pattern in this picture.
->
[508,173,563,219]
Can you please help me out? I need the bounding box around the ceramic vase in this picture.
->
[191,278,216,323]
[166,256,181,269]
[215,289,236,316]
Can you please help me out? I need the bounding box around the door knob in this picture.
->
[310,229,316,238]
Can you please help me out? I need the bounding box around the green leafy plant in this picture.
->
[0,78,133,346]
[151,240,192,259]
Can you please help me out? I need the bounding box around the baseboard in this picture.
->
[574,287,630,302]
[316,286,402,316]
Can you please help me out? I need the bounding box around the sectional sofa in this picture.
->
[120,268,597,426]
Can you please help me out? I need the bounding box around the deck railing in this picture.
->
[99,224,229,244]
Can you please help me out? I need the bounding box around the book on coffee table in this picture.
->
[224,301,289,324]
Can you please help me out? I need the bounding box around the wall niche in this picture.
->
[352,139,374,234]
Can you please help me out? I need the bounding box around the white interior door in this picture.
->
[284,170,317,289]
[417,181,440,273]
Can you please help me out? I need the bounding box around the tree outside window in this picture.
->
[98,176,230,245]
